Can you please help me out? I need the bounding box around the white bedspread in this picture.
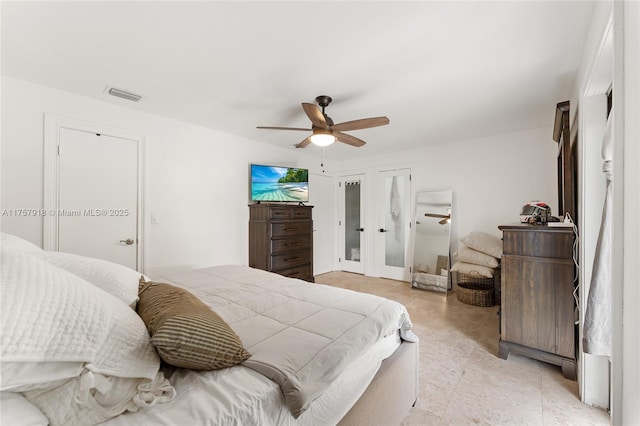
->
[156,265,417,418]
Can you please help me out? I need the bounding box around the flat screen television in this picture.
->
[250,164,309,203]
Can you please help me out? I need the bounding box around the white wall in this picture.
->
[0,76,558,282]
[336,127,557,277]
[0,76,333,276]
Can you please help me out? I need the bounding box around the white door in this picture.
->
[58,128,139,269]
[338,175,365,274]
[376,168,411,281]
[309,172,334,275]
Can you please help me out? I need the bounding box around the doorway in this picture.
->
[44,116,144,270]
[578,17,612,409]
[338,174,365,274]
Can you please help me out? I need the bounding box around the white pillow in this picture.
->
[460,232,503,259]
[454,246,499,268]
[451,261,495,278]
[0,233,42,252]
[1,361,83,392]
[32,251,141,309]
[1,250,173,425]
[0,392,49,426]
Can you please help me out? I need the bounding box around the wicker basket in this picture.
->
[455,272,496,307]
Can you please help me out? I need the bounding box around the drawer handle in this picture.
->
[284,257,300,262]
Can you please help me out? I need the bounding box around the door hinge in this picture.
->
[409,174,412,181]
[338,257,341,263]
[338,220,342,226]
[338,182,342,187]
[409,266,412,273]
[57,145,60,156]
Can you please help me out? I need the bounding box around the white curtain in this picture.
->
[583,109,613,356]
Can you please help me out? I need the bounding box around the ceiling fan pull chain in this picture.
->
[321,148,325,173]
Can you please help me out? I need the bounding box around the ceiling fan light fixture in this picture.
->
[309,129,336,147]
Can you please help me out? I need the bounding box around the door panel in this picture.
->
[58,128,138,269]
[339,175,365,274]
[309,172,334,275]
[377,169,411,280]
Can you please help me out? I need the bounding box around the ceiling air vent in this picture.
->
[106,86,142,102]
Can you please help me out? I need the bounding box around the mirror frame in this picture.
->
[410,189,453,293]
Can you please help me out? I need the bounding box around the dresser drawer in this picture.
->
[267,206,312,220]
[271,221,310,238]
[271,238,311,254]
[271,251,310,270]
[502,229,573,259]
[275,264,312,281]
[292,208,312,219]
[269,207,293,219]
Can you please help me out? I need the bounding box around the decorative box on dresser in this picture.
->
[498,224,576,380]
[249,204,314,282]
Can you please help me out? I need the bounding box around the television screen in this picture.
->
[250,164,309,202]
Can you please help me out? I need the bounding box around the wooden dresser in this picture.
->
[498,224,576,379]
[249,204,314,282]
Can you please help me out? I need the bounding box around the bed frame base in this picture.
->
[338,341,418,425]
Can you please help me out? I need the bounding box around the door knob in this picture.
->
[356,228,364,232]
[120,238,135,245]
[378,228,388,233]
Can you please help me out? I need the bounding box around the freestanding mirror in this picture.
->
[411,190,453,293]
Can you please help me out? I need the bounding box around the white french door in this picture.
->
[376,168,411,281]
[338,175,365,274]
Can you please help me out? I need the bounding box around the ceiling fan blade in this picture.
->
[302,103,328,128]
[331,116,390,132]
[425,213,449,218]
[295,137,312,148]
[256,126,310,131]
[335,132,366,147]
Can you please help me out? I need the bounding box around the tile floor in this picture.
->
[315,271,610,426]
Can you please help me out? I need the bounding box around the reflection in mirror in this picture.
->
[411,190,453,293]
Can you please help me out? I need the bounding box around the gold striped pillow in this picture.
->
[136,278,250,370]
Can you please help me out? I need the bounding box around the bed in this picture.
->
[0,233,418,426]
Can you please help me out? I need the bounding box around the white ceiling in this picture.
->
[1,1,595,160]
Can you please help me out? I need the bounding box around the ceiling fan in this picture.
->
[425,212,451,225]
[257,95,389,148]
